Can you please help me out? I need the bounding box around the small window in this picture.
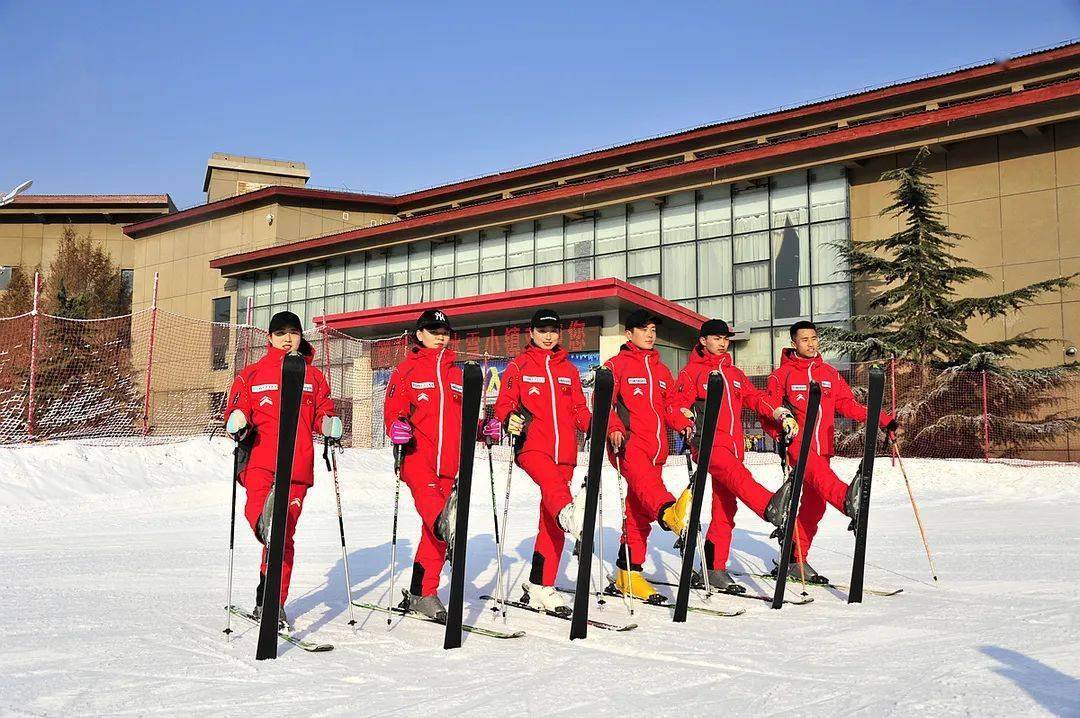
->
[0,266,14,291]
[211,296,232,371]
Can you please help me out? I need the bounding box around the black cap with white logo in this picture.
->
[416,309,452,332]
[699,318,736,338]
[530,308,561,329]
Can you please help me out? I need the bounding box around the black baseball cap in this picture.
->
[625,308,662,330]
[699,318,736,338]
[268,311,303,333]
[530,308,561,329]
[416,309,452,332]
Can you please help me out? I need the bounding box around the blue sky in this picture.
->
[1,1,1077,209]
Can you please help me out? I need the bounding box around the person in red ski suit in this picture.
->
[224,311,338,626]
[668,319,799,593]
[604,309,695,602]
[764,320,896,583]
[493,308,592,615]
[383,309,467,622]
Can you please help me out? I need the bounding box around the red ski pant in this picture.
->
[399,454,454,597]
[703,448,773,569]
[789,451,847,562]
[615,445,676,570]
[242,467,309,605]
[516,451,574,586]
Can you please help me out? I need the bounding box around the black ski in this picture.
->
[673,371,724,623]
[481,595,637,632]
[555,584,744,617]
[772,382,821,610]
[648,577,814,605]
[849,365,886,604]
[732,570,903,597]
[227,605,333,652]
[256,351,306,660]
[444,362,483,650]
[569,366,615,640]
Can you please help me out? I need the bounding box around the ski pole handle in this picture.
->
[393,443,405,476]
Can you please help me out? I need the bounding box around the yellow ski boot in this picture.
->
[613,569,666,604]
[660,487,693,536]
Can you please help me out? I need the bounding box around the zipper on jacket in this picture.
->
[717,357,738,456]
[643,353,663,464]
[545,354,560,460]
[808,362,822,455]
[436,348,445,476]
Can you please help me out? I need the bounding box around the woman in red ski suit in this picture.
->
[383,310,465,616]
[668,319,798,590]
[493,309,591,612]
[765,321,895,581]
[225,311,336,616]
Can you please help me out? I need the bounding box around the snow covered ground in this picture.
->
[1,439,1078,717]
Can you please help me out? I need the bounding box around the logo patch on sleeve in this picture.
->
[450,383,463,393]
[821,380,832,388]
[303,383,313,392]
[557,377,571,386]
[252,383,278,393]
[411,381,435,389]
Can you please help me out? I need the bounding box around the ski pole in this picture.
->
[324,438,357,626]
[891,438,938,581]
[612,449,635,617]
[485,436,508,621]
[223,440,241,635]
[388,443,405,626]
[497,434,518,621]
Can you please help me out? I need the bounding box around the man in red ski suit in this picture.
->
[225,311,337,626]
[383,309,466,621]
[493,309,592,615]
[604,309,694,602]
[765,320,896,583]
[668,319,799,593]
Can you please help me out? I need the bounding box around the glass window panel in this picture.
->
[408,283,425,303]
[272,268,289,304]
[813,283,850,322]
[811,220,849,284]
[770,171,809,227]
[595,252,626,281]
[409,241,431,282]
[366,252,386,288]
[662,243,695,299]
[773,287,811,321]
[535,262,562,287]
[732,182,769,234]
[810,165,848,222]
[507,266,534,290]
[345,293,362,312]
[733,328,772,370]
[364,289,383,309]
[676,298,698,312]
[271,303,286,318]
[455,232,479,276]
[535,218,563,263]
[564,257,592,283]
[238,277,254,306]
[345,255,365,293]
[771,223,810,289]
[387,285,407,306]
[697,237,732,295]
[387,246,409,286]
[733,232,769,263]
[734,291,770,327]
[734,261,769,291]
[565,217,594,258]
[288,301,307,326]
[817,320,850,365]
[254,272,271,306]
[431,278,454,300]
[431,241,454,279]
[661,191,695,244]
[456,274,478,297]
[326,257,345,295]
[480,229,506,271]
[698,295,733,322]
[696,185,731,239]
[306,261,326,297]
[306,298,325,324]
[630,275,660,294]
[253,306,270,330]
[627,248,660,276]
[325,295,343,315]
[507,221,534,268]
[480,270,505,294]
[627,200,660,249]
[595,204,626,254]
[289,267,306,302]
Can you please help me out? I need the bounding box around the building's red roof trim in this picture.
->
[316,278,707,332]
[123,186,397,238]
[213,77,1080,274]
[390,42,1080,208]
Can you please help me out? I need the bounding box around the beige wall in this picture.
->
[206,170,306,203]
[849,119,1080,371]
[0,221,138,275]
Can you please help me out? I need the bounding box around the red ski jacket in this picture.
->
[494,343,592,466]
[604,342,689,467]
[226,343,335,487]
[383,345,464,479]
[669,346,785,461]
[765,348,893,458]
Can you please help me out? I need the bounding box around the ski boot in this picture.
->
[659,486,693,536]
[612,569,666,604]
[557,487,589,541]
[773,559,829,585]
[703,568,747,594]
[521,582,571,617]
[434,485,458,563]
[253,604,292,631]
[400,589,448,623]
